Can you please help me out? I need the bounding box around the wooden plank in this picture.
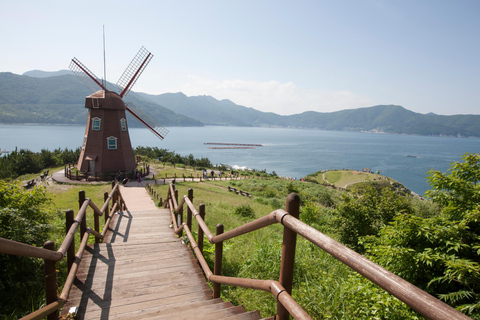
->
[103,298,225,320]
[151,305,249,320]
[67,273,209,301]
[69,287,214,315]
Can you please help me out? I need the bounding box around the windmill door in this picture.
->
[89,160,95,173]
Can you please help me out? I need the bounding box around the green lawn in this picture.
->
[312,170,391,189]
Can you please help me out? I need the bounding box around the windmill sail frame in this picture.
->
[116,46,153,98]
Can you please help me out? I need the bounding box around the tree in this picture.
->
[337,186,413,252]
[363,153,480,316]
[426,152,480,219]
[0,181,52,318]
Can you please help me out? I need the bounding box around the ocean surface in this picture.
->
[1,124,478,196]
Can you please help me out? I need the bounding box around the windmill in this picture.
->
[70,46,168,176]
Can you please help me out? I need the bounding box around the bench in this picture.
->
[229,186,252,198]
[240,190,251,198]
[40,170,49,180]
[23,179,36,189]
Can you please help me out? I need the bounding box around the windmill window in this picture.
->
[92,98,100,108]
[92,118,101,131]
[107,136,118,150]
[120,118,127,131]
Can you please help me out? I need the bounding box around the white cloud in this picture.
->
[170,75,373,115]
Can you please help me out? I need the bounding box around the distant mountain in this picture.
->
[23,70,73,78]
[1,70,479,137]
[137,92,284,127]
[139,92,480,137]
[0,72,203,126]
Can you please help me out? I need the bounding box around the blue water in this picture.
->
[1,124,478,196]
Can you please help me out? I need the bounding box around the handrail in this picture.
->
[279,214,470,320]
[0,181,126,320]
[162,184,471,320]
[57,198,90,257]
[180,221,312,320]
[0,238,63,261]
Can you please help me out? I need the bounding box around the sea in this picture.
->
[1,124,478,196]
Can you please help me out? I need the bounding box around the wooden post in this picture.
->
[104,192,109,224]
[276,193,300,320]
[213,224,224,299]
[187,189,193,231]
[65,210,75,273]
[79,190,87,240]
[198,204,205,254]
[43,241,58,320]
[113,188,118,212]
[94,208,100,244]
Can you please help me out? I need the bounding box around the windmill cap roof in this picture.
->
[87,90,105,99]
[85,90,125,110]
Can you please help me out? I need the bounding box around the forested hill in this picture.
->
[141,92,480,137]
[1,71,479,137]
[0,72,203,127]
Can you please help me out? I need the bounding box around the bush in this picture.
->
[0,181,52,318]
[337,186,413,252]
[363,153,480,317]
[233,204,255,219]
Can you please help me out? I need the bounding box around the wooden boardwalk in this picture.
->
[62,186,262,320]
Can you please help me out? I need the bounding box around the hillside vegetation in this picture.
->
[1,71,480,137]
[1,148,479,319]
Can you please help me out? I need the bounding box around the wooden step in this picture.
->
[102,298,226,320]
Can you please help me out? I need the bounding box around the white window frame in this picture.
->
[120,118,127,131]
[107,136,118,150]
[92,117,101,131]
[92,98,100,108]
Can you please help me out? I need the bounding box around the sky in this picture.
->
[1,1,479,116]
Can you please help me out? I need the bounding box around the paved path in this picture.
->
[61,186,261,320]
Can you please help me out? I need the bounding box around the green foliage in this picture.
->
[0,147,80,179]
[362,153,480,317]
[344,274,422,319]
[337,186,413,252]
[426,153,480,219]
[233,204,255,218]
[0,181,52,318]
[135,146,212,168]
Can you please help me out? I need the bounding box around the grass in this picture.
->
[307,169,392,189]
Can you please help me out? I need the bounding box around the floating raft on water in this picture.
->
[205,142,263,149]
[209,146,256,149]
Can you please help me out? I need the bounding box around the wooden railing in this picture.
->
[64,163,150,181]
[0,182,127,320]
[148,172,247,185]
[156,183,471,320]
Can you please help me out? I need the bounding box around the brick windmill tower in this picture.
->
[70,47,168,176]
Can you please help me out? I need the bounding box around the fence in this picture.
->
[0,182,126,320]
[156,183,471,320]
[64,163,150,181]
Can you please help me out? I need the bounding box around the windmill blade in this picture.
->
[117,46,153,98]
[70,57,107,92]
[126,102,168,140]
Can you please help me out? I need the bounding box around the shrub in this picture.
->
[233,204,255,219]
[0,181,52,318]
[337,186,413,252]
